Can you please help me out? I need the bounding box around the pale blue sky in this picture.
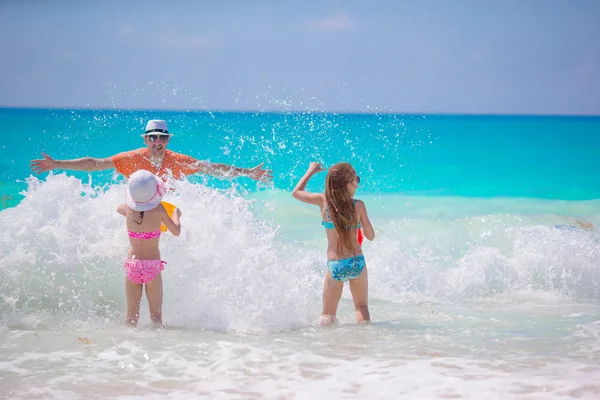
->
[1,0,599,114]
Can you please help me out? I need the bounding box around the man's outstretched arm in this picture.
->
[203,162,273,181]
[173,152,273,181]
[30,152,115,174]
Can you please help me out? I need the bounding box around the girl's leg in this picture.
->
[145,273,163,327]
[125,278,143,327]
[349,266,370,323]
[321,271,344,326]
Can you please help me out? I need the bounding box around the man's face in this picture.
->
[144,134,170,157]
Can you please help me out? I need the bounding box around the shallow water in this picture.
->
[2,298,599,399]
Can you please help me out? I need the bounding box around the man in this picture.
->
[30,120,273,182]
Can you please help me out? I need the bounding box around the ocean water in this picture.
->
[1,108,600,399]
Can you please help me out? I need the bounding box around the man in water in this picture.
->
[30,120,273,182]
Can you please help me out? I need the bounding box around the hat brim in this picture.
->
[125,177,165,212]
[141,133,174,138]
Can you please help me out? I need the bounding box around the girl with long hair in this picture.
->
[292,162,375,325]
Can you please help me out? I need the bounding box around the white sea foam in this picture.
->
[2,175,600,328]
[1,175,600,399]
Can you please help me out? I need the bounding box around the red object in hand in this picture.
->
[357,228,364,245]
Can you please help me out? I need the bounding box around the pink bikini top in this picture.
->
[128,230,161,240]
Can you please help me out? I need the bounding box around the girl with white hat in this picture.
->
[117,169,182,328]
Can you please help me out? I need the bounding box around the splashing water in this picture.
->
[2,174,600,330]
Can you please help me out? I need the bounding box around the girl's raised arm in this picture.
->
[292,162,326,206]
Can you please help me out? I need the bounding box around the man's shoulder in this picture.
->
[165,149,187,157]
[113,148,147,159]
[164,150,208,174]
[166,149,196,161]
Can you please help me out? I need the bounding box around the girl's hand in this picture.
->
[309,162,325,174]
[174,208,182,218]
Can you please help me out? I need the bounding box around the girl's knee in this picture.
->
[127,297,142,307]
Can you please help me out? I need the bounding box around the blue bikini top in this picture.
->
[322,199,362,230]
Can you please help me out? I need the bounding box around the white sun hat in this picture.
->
[125,170,166,211]
[141,119,174,137]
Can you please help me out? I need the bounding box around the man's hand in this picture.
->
[30,153,57,174]
[247,163,273,181]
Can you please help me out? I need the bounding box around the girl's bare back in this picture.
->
[121,204,165,260]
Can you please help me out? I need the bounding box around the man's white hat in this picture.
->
[125,170,166,212]
[142,120,173,137]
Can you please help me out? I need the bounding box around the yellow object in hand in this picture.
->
[160,201,176,232]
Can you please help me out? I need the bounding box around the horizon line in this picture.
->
[1,105,600,118]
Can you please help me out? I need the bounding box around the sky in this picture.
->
[0,0,599,115]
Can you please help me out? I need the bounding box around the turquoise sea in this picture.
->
[3,108,600,203]
[1,108,600,399]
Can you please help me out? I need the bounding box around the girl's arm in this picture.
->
[161,206,182,236]
[356,200,375,241]
[292,162,326,206]
[117,203,127,216]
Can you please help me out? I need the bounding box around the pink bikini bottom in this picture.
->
[123,259,166,284]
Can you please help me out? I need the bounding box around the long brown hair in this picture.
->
[325,162,358,250]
